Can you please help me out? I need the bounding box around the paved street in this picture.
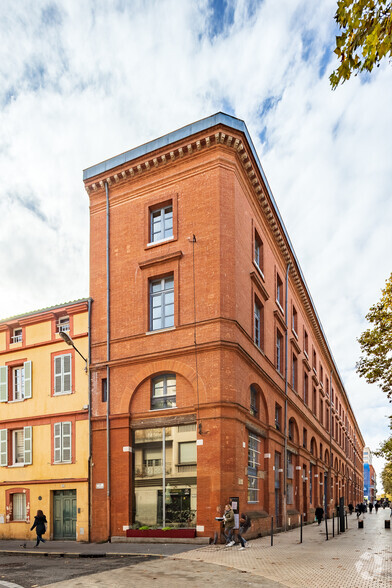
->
[0,510,390,587]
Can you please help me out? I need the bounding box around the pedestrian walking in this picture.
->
[348,503,354,515]
[237,512,251,550]
[30,509,47,547]
[375,501,379,514]
[315,505,324,525]
[223,503,235,547]
[368,502,373,513]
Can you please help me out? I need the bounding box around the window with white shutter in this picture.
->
[0,429,7,466]
[53,422,72,463]
[24,426,32,465]
[13,430,24,464]
[0,366,8,402]
[54,354,72,395]
[12,493,26,520]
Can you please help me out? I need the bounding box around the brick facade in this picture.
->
[84,113,364,542]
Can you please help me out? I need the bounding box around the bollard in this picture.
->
[358,520,364,529]
[337,512,340,535]
[325,514,328,541]
[300,514,303,543]
[385,520,390,529]
[345,512,348,530]
[271,516,274,546]
[332,514,335,537]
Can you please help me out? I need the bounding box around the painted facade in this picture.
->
[84,113,365,542]
[0,300,90,542]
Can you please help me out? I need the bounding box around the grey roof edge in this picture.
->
[0,297,91,324]
[82,112,356,429]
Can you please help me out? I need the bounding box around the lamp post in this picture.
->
[59,331,88,372]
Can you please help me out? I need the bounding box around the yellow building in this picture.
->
[0,300,90,542]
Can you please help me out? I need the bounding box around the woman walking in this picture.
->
[30,510,47,547]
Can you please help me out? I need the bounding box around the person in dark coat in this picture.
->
[30,510,47,547]
[368,502,373,513]
[348,503,354,515]
[315,505,324,525]
[237,513,251,549]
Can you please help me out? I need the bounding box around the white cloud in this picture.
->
[0,0,391,489]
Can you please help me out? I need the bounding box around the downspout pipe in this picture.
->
[88,297,92,542]
[105,180,111,542]
[283,262,291,531]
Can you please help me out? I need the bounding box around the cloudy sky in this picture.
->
[1,0,391,490]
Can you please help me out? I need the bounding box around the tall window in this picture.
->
[54,422,72,463]
[309,463,313,504]
[0,427,32,466]
[312,386,317,415]
[276,273,283,308]
[303,371,308,405]
[250,385,258,417]
[254,299,263,348]
[150,204,173,243]
[0,362,32,403]
[303,427,307,449]
[292,353,298,391]
[320,398,324,426]
[150,276,174,331]
[304,329,309,356]
[292,306,298,335]
[151,374,176,410]
[254,232,263,272]
[12,493,26,521]
[275,403,282,431]
[248,433,260,503]
[12,366,25,401]
[54,354,72,395]
[276,329,283,374]
[287,451,294,504]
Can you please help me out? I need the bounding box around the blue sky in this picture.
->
[1,0,391,489]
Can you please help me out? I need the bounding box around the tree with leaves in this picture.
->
[374,418,392,495]
[357,273,392,400]
[330,0,392,89]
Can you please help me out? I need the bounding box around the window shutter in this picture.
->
[0,366,8,402]
[54,423,61,462]
[0,429,7,466]
[54,357,62,394]
[62,422,72,462]
[63,355,72,394]
[24,361,32,399]
[24,426,32,465]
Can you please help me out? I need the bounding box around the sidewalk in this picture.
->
[175,509,392,587]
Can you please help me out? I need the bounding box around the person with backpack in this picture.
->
[238,512,251,550]
[223,504,235,546]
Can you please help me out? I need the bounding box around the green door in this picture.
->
[53,490,77,540]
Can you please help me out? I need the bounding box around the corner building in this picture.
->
[84,113,364,542]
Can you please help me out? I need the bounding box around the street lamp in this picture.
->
[59,331,88,372]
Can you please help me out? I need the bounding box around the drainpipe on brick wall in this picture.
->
[283,262,291,532]
[88,296,92,542]
[105,180,111,542]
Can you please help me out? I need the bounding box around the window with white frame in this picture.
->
[179,441,196,464]
[57,316,70,333]
[11,328,22,343]
[248,433,260,503]
[12,492,26,521]
[150,204,173,243]
[54,422,72,463]
[254,299,262,348]
[276,273,283,308]
[54,354,72,395]
[150,276,174,331]
[151,374,176,410]
[0,362,32,403]
[0,427,32,466]
[254,232,263,272]
[276,329,283,374]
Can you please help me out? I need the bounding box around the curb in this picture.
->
[0,550,163,559]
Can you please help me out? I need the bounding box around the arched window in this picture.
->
[151,374,176,410]
[250,385,258,417]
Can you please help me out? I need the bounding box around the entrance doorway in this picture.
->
[53,490,77,540]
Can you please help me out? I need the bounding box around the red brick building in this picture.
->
[83,113,364,542]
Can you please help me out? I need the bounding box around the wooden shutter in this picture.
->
[24,426,32,465]
[24,361,32,399]
[63,355,72,394]
[54,423,61,462]
[0,429,7,466]
[62,422,72,462]
[54,357,62,394]
[0,366,8,402]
